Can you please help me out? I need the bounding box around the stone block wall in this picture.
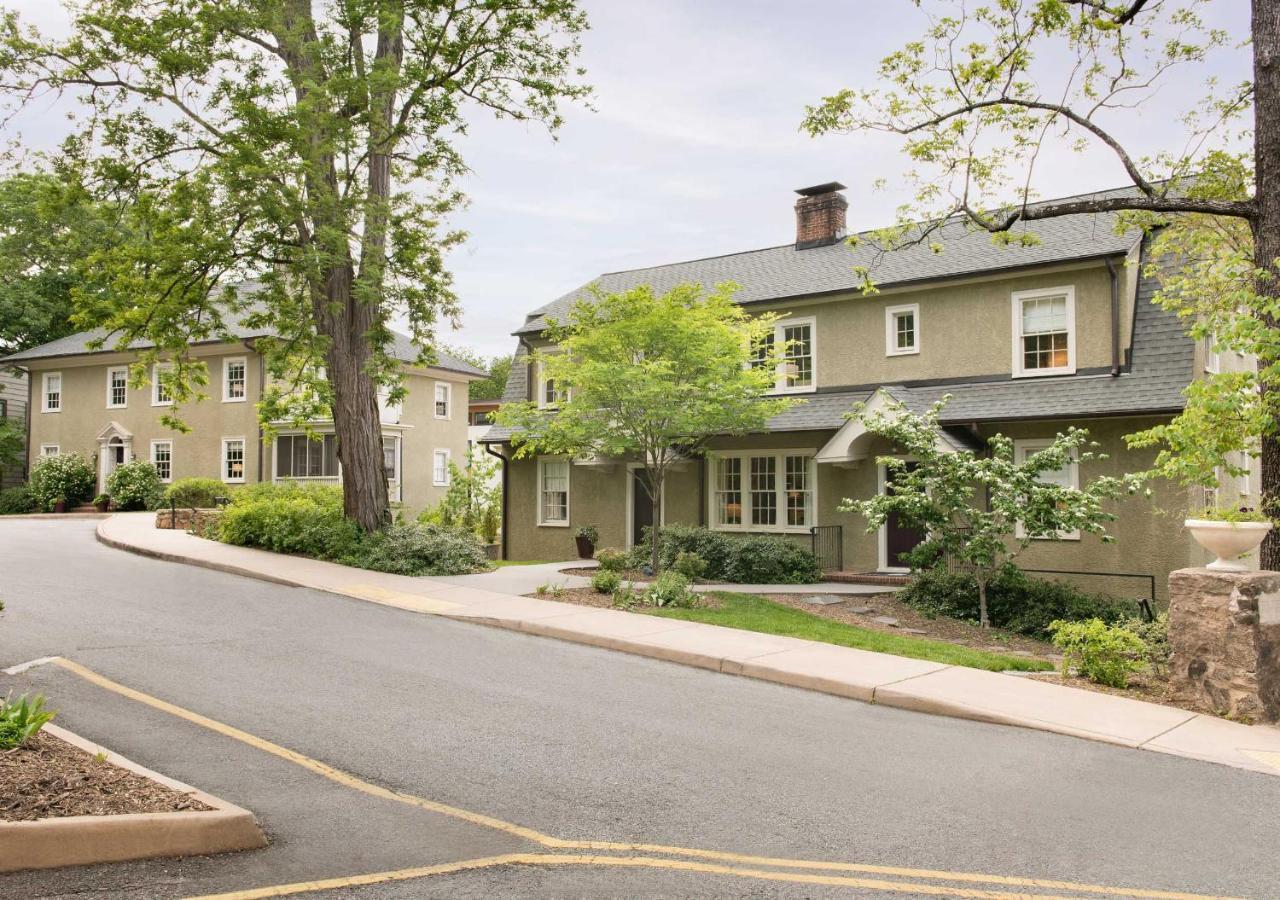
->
[1168,567,1280,723]
[155,507,222,535]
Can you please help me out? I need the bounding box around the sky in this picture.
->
[2,0,1253,360]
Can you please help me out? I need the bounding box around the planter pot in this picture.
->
[1185,518,1273,571]
[53,500,67,514]
[94,500,110,513]
[575,536,596,559]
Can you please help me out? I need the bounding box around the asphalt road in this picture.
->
[2,518,1279,899]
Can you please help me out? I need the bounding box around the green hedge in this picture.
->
[163,477,227,509]
[0,485,36,515]
[899,565,1140,639]
[634,525,821,585]
[106,460,165,511]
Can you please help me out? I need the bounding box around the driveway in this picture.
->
[2,518,1278,898]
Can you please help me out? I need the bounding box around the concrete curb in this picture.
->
[0,723,267,873]
[96,526,305,589]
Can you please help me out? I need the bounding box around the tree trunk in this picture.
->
[1253,0,1280,569]
[320,268,391,533]
[977,575,990,628]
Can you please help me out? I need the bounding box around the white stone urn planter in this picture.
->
[1184,519,1273,571]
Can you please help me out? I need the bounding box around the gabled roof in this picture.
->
[0,283,484,378]
[516,187,1144,336]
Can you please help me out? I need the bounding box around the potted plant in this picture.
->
[1185,506,1273,571]
[92,493,111,513]
[574,524,599,559]
[52,497,67,514]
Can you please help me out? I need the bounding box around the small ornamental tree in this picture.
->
[494,282,795,573]
[842,397,1144,628]
[419,444,501,543]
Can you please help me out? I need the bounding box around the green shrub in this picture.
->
[0,485,36,515]
[163,477,226,509]
[1122,611,1170,675]
[646,571,699,608]
[352,523,490,576]
[595,547,629,572]
[0,693,55,750]
[218,488,357,557]
[637,525,735,577]
[105,460,165,511]
[673,551,707,580]
[29,453,95,510]
[591,569,622,594]
[724,536,821,585]
[1049,618,1148,688]
[612,582,640,609]
[899,565,1138,639]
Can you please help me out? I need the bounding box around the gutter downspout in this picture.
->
[484,441,508,561]
[1105,257,1121,377]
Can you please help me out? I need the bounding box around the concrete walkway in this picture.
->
[99,513,1280,778]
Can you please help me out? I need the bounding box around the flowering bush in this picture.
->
[106,460,165,510]
[29,453,95,510]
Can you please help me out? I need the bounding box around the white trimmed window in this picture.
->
[221,438,246,483]
[537,457,570,526]
[1012,287,1075,377]
[434,382,451,419]
[150,440,173,483]
[42,372,62,413]
[711,452,815,532]
[223,357,247,402]
[275,434,339,479]
[152,363,174,406]
[1014,439,1080,540]
[433,449,451,486]
[39,444,59,457]
[753,317,816,393]
[1202,332,1221,374]
[885,304,920,356]
[536,359,567,409]
[107,367,128,409]
[383,436,400,482]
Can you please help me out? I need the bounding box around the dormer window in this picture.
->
[1012,287,1075,377]
[536,357,567,408]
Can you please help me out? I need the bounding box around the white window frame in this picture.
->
[432,448,451,486]
[537,456,571,527]
[152,363,175,407]
[221,437,246,484]
[536,357,568,409]
[106,366,129,409]
[39,444,60,457]
[434,381,451,419]
[1014,438,1081,540]
[222,356,248,403]
[41,372,62,413]
[1202,332,1221,375]
[884,303,920,356]
[1011,286,1076,378]
[707,450,817,534]
[150,440,173,483]
[768,316,817,395]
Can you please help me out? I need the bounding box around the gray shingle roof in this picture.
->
[0,283,483,378]
[517,189,1143,336]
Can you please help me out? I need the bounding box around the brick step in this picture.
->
[824,571,913,587]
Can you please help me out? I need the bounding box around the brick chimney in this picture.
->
[794,182,848,249]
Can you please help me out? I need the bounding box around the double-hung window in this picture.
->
[711,452,814,532]
[537,457,570,526]
[1012,287,1075,377]
[42,372,62,413]
[1014,439,1080,539]
[1202,332,1221,374]
[222,438,246,483]
[223,357,247,402]
[150,440,173,483]
[152,363,174,406]
[434,382,451,419]
[276,434,339,479]
[754,318,816,393]
[107,367,128,408]
[433,449,451,486]
[885,304,920,356]
[383,437,400,481]
[536,358,567,409]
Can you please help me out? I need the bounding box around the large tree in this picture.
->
[494,282,794,573]
[0,1,588,530]
[803,0,1280,565]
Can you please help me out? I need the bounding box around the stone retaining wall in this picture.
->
[154,508,222,535]
[1168,567,1280,723]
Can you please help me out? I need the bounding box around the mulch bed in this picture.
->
[1027,670,1188,710]
[559,566,713,584]
[0,732,214,822]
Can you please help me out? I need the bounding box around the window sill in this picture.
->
[1012,367,1076,379]
[709,524,812,535]
[152,401,174,408]
[42,408,60,414]
[222,479,246,485]
[886,348,919,357]
[770,386,817,396]
[222,397,247,404]
[106,404,127,410]
[537,521,571,528]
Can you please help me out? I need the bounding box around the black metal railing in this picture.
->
[810,525,843,572]
[1018,568,1158,621]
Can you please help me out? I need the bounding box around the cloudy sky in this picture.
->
[4,0,1251,360]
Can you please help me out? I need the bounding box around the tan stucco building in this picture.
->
[1,321,482,515]
[483,183,1255,601]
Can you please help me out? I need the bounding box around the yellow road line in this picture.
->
[49,657,1237,900]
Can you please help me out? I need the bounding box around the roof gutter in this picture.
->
[1105,256,1121,376]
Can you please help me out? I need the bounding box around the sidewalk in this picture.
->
[98,513,1280,778]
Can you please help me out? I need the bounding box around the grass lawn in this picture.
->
[647,592,1053,673]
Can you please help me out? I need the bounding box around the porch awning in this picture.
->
[814,387,982,464]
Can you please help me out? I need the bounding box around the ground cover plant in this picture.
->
[0,693,54,750]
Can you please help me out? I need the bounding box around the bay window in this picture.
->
[711,452,815,531]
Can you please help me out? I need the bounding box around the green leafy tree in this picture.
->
[802,0,1280,565]
[842,397,1143,627]
[0,416,22,484]
[494,282,794,573]
[438,346,513,403]
[419,444,501,542]
[0,1,589,531]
